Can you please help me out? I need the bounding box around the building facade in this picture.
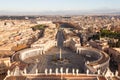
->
[0,57,10,74]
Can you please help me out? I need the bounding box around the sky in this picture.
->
[0,0,120,12]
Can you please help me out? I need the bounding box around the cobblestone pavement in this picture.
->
[28,47,85,74]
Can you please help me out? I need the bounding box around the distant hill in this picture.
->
[0,9,120,15]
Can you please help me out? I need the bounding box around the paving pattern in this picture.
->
[27,47,86,74]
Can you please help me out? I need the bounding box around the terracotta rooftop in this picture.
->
[113,48,120,54]
[0,50,14,57]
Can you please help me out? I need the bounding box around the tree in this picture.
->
[32,24,46,31]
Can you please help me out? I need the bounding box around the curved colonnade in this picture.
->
[12,47,44,63]
[12,40,57,63]
[77,47,110,74]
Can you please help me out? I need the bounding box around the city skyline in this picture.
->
[0,0,120,12]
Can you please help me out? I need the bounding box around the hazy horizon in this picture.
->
[0,0,120,15]
[0,9,120,16]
